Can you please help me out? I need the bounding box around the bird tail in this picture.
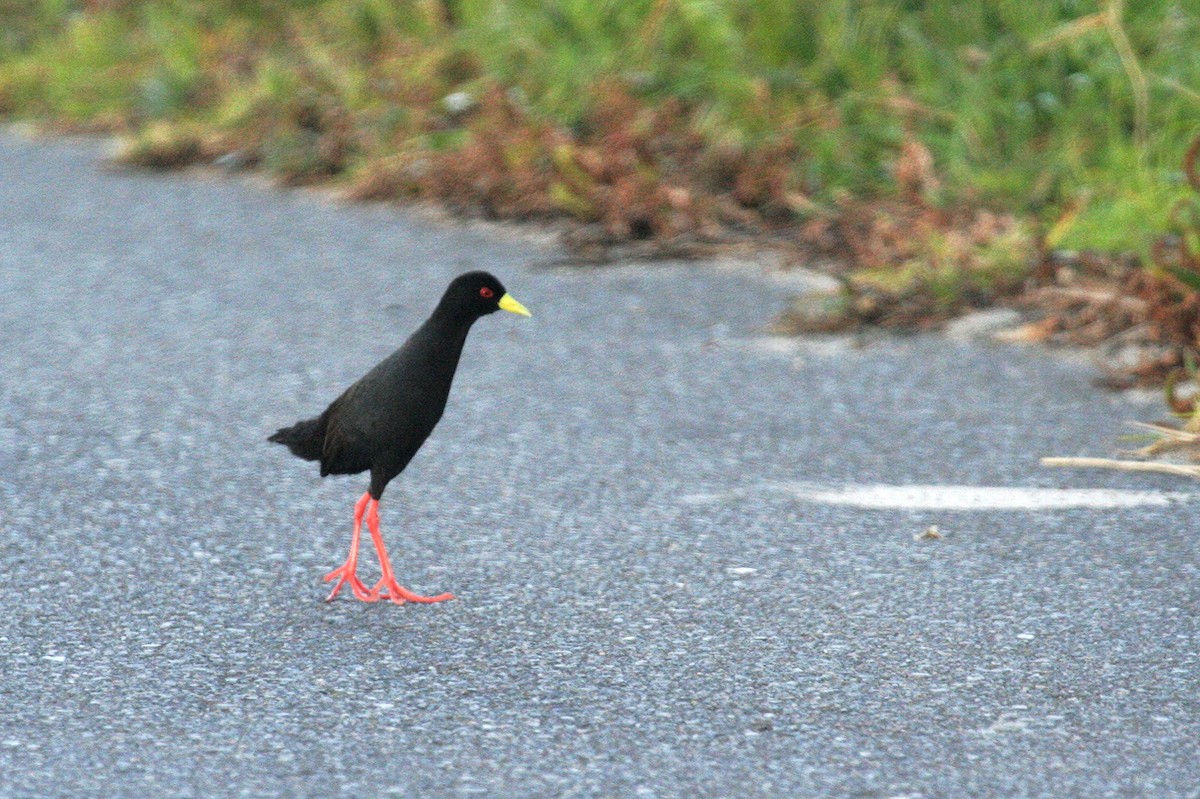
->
[268,415,326,461]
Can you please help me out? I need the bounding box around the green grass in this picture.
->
[0,0,1197,255]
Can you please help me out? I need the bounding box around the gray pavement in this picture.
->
[0,132,1197,798]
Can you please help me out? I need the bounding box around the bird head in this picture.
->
[444,271,532,319]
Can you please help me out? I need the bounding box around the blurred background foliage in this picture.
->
[0,0,1197,258]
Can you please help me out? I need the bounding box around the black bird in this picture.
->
[269,271,531,604]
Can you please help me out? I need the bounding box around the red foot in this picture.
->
[322,491,375,603]
[367,578,455,605]
[363,497,455,606]
[323,563,375,603]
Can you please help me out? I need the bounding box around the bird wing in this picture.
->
[319,381,379,475]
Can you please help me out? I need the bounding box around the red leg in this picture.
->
[322,491,375,602]
[363,499,455,605]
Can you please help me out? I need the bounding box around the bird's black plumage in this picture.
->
[269,270,529,605]
[269,270,524,499]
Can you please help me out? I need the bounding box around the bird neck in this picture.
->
[422,302,478,354]
[429,295,483,332]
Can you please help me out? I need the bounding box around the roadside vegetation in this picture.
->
[2,0,1199,385]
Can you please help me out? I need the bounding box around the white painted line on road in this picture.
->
[776,483,1196,510]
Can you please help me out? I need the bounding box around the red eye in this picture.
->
[480,287,494,299]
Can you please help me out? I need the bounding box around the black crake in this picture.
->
[269,271,530,603]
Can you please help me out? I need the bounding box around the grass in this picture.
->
[1,1,1198,318]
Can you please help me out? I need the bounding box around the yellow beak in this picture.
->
[498,293,532,317]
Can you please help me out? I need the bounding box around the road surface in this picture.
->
[1,133,1196,797]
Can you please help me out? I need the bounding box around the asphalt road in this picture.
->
[1,132,1197,798]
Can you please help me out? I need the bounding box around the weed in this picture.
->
[1,0,1198,356]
